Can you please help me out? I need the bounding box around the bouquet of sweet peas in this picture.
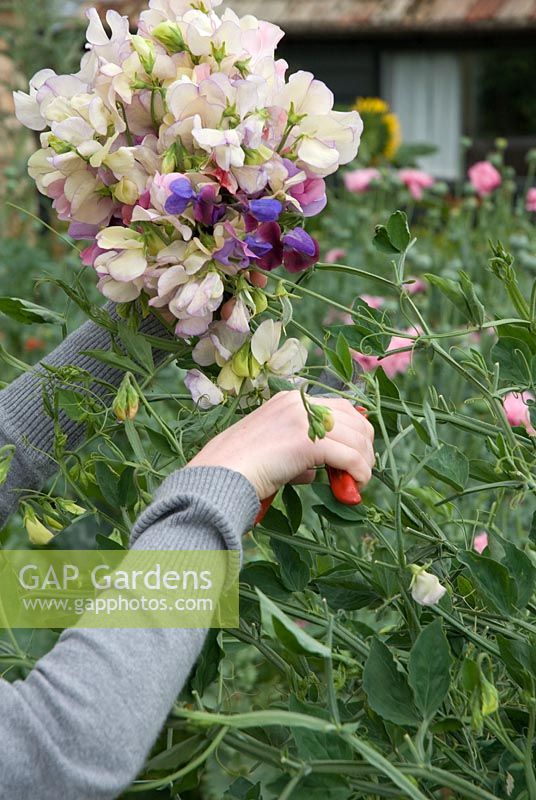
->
[14,0,362,407]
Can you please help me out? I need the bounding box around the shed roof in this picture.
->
[94,0,536,34]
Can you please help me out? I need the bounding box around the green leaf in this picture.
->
[363,639,419,727]
[117,466,138,508]
[530,511,536,547]
[376,367,400,434]
[408,620,452,719]
[491,337,532,386]
[424,274,472,321]
[94,461,120,508]
[311,483,367,523]
[56,389,89,422]
[0,297,65,326]
[497,635,536,691]
[493,534,536,609]
[387,210,411,253]
[81,349,147,376]
[315,568,382,611]
[373,224,400,255]
[190,629,223,695]
[458,271,485,327]
[240,562,290,602]
[458,551,518,616]
[146,734,205,773]
[259,505,292,534]
[257,588,330,658]
[335,332,354,381]
[117,322,155,373]
[282,484,302,532]
[290,697,352,760]
[424,443,469,491]
[271,539,310,592]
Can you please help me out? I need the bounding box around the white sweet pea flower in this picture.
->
[296,111,363,177]
[249,319,307,381]
[97,227,145,251]
[13,68,55,130]
[95,249,148,282]
[226,296,251,333]
[169,272,224,319]
[411,569,446,607]
[193,322,247,367]
[268,338,307,376]
[98,276,144,302]
[192,125,245,171]
[277,71,334,117]
[185,369,224,409]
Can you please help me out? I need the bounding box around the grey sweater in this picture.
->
[0,310,259,799]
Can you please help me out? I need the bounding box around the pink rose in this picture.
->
[503,391,535,435]
[473,532,489,555]
[468,161,502,197]
[398,169,434,200]
[344,168,380,194]
[324,248,346,264]
[526,187,536,212]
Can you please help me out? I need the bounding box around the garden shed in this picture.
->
[99,0,536,178]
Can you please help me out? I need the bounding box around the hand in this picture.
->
[186,390,375,500]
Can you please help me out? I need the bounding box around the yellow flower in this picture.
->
[352,97,401,164]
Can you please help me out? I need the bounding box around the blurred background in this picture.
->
[0,0,535,366]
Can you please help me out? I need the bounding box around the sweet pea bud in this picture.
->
[47,135,73,155]
[113,375,139,422]
[251,287,268,315]
[231,342,252,378]
[113,178,139,206]
[23,505,54,546]
[275,280,288,298]
[58,499,86,517]
[44,515,64,532]
[161,145,177,174]
[131,35,156,74]
[126,383,140,420]
[249,352,262,380]
[244,144,273,166]
[152,22,187,54]
[307,404,333,441]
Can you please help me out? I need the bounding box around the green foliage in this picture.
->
[1,138,536,799]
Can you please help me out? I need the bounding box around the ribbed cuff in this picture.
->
[0,304,172,469]
[130,466,260,557]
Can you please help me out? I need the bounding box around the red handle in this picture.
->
[254,406,368,526]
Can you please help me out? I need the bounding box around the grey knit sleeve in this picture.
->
[0,466,259,800]
[0,305,171,525]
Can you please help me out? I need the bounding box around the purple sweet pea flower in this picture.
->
[68,221,100,240]
[165,177,196,215]
[255,222,284,271]
[282,227,320,273]
[244,233,274,259]
[194,184,226,227]
[249,197,283,222]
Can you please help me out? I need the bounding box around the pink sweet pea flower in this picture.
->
[324,247,346,264]
[398,169,434,200]
[473,532,489,555]
[468,161,502,197]
[526,188,536,212]
[344,168,380,194]
[406,277,427,295]
[360,294,384,309]
[503,391,535,435]
[353,331,415,378]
